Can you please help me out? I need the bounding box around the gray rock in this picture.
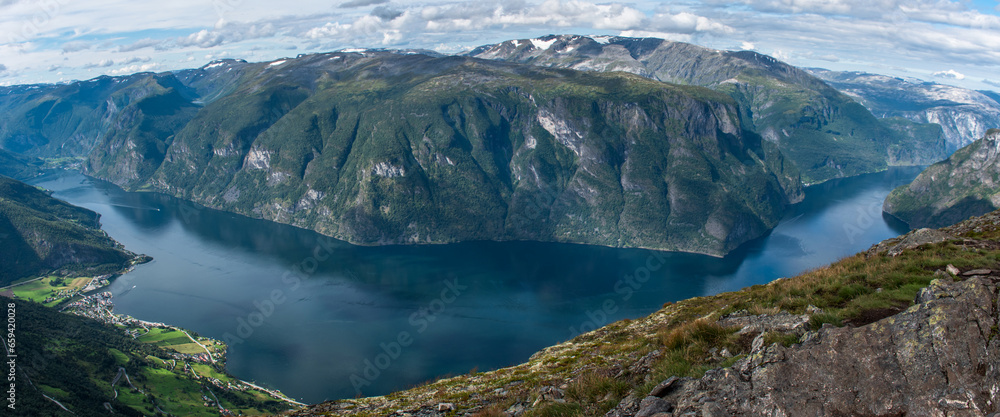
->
[867,228,955,257]
[946,264,961,276]
[963,268,992,276]
[436,402,454,412]
[636,396,673,417]
[717,312,810,336]
[649,376,679,398]
[663,277,1000,416]
[701,402,727,417]
[604,394,641,417]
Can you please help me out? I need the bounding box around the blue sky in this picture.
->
[1,0,1000,91]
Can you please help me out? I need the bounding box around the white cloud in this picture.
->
[740,41,755,50]
[177,22,276,48]
[340,0,388,8]
[84,59,114,68]
[109,62,160,75]
[62,41,92,53]
[983,79,1000,87]
[932,69,966,80]
[119,38,163,52]
[121,56,151,65]
[0,0,997,90]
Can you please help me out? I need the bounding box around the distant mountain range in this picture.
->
[0,35,958,255]
[808,69,1000,151]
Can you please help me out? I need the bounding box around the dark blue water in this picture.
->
[29,167,918,403]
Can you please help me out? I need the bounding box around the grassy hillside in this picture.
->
[3,295,294,416]
[0,175,135,286]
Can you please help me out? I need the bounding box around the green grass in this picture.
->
[10,276,93,306]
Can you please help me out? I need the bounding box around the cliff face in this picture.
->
[290,210,1000,417]
[884,129,1000,228]
[469,35,949,184]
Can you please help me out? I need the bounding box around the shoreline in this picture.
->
[5,255,306,410]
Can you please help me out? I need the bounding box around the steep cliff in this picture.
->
[469,35,948,184]
[884,129,1000,228]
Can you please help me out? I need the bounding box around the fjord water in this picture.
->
[30,167,918,403]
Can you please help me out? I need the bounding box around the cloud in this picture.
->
[121,56,152,65]
[110,63,160,75]
[340,0,388,8]
[118,38,163,52]
[814,54,840,62]
[61,41,92,53]
[306,0,729,45]
[932,69,966,80]
[84,59,114,68]
[982,79,1000,87]
[649,11,733,34]
[741,41,755,50]
[177,22,276,48]
[371,6,403,21]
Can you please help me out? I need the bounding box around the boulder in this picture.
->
[663,276,1000,416]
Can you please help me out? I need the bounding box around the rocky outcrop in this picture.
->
[612,273,1000,417]
[884,129,1000,228]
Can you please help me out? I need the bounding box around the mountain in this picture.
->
[809,69,1000,151]
[0,51,804,256]
[883,129,1000,228]
[292,209,1000,417]
[467,35,948,183]
[0,148,42,179]
[0,175,136,286]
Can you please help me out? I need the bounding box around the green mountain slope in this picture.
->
[0,51,806,255]
[0,148,42,179]
[0,175,135,286]
[3,293,294,416]
[469,35,948,183]
[147,53,801,255]
[884,128,1000,228]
